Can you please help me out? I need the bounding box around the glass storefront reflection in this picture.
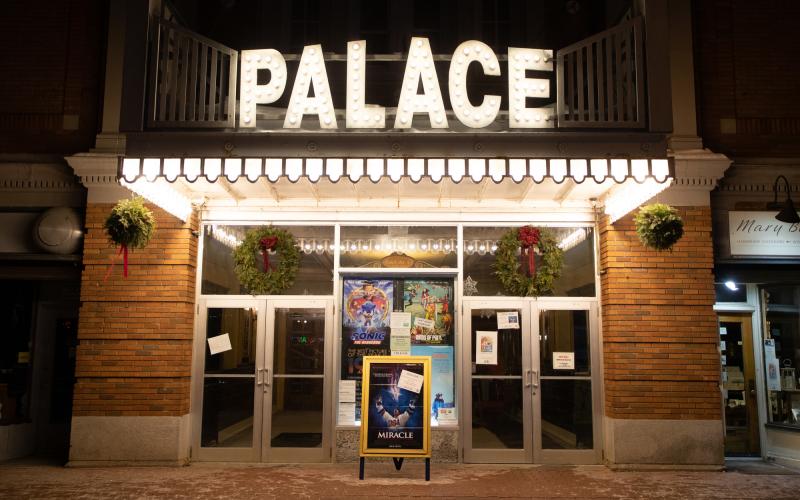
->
[540,379,593,449]
[204,308,257,375]
[201,377,255,447]
[471,379,524,449]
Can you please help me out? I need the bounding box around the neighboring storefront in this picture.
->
[713,167,800,468]
[64,1,732,467]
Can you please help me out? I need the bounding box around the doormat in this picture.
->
[271,432,323,448]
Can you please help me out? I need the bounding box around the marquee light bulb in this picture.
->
[284,44,337,129]
[394,37,448,129]
[346,40,386,129]
[449,41,501,128]
[239,49,287,128]
[508,47,554,129]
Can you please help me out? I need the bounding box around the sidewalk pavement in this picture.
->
[1,459,799,499]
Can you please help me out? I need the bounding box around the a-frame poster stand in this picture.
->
[357,356,431,481]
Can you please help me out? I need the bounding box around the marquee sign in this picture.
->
[239,37,554,130]
[729,211,800,257]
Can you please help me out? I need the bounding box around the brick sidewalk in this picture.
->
[1,461,799,499]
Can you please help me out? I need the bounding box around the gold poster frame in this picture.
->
[359,355,431,458]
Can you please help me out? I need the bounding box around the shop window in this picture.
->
[339,226,457,268]
[463,226,595,297]
[763,285,800,427]
[201,225,334,295]
[337,277,456,427]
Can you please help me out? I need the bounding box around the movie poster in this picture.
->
[360,356,430,456]
[342,279,393,380]
[409,345,455,422]
[402,279,454,346]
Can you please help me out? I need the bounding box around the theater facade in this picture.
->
[65,0,731,466]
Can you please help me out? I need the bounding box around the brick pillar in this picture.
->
[69,203,198,465]
[600,206,723,466]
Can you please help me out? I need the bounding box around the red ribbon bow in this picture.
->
[517,226,540,278]
[103,244,129,282]
[259,236,279,272]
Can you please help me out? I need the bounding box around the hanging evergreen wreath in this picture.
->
[634,203,684,251]
[104,196,156,277]
[493,226,564,297]
[233,226,301,294]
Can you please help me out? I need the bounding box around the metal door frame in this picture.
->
[462,297,536,463]
[535,298,601,465]
[261,297,334,463]
[191,297,266,462]
[191,296,334,462]
[461,297,601,464]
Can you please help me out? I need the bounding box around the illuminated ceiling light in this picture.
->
[558,228,588,251]
[449,41,501,128]
[239,49,287,128]
[285,159,303,182]
[184,158,201,182]
[724,281,738,291]
[550,159,567,183]
[610,159,628,183]
[605,178,673,223]
[122,179,192,222]
[394,37,448,129]
[447,159,465,182]
[408,159,425,182]
[631,159,649,182]
[387,159,404,182]
[509,159,526,182]
[468,159,486,182]
[265,158,283,182]
[285,44,337,129]
[326,158,343,182]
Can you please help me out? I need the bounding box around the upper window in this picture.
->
[339,226,457,268]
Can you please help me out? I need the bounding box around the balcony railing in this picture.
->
[556,17,646,128]
[147,18,238,128]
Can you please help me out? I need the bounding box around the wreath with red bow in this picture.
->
[233,227,301,294]
[493,226,563,297]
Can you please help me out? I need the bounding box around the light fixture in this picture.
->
[769,175,800,224]
[724,281,738,291]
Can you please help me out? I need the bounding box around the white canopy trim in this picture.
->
[120,157,672,185]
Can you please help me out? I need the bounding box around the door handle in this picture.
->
[256,368,263,386]
[525,369,533,388]
[532,370,540,389]
[263,368,271,392]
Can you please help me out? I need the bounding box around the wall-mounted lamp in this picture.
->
[768,175,800,224]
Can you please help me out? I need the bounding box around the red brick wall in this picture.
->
[72,203,198,416]
[694,0,800,157]
[600,207,721,420]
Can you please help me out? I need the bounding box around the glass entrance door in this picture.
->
[463,299,599,464]
[719,314,760,456]
[262,299,333,462]
[193,297,333,462]
[463,299,535,463]
[193,299,265,461]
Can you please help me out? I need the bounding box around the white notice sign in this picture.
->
[391,312,412,329]
[207,333,232,355]
[414,317,435,330]
[765,339,781,391]
[553,352,575,370]
[338,380,356,403]
[397,369,424,394]
[338,403,356,424]
[390,328,411,356]
[497,311,520,329]
[729,211,800,257]
[476,331,498,365]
